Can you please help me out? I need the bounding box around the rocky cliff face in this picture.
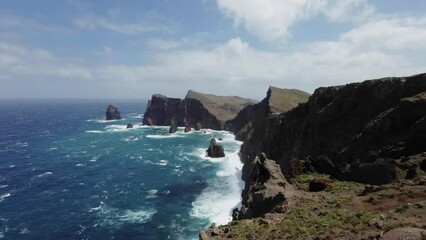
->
[142,94,182,126]
[233,153,288,220]
[225,86,310,141]
[142,90,256,130]
[239,73,426,185]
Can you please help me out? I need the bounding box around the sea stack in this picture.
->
[206,138,225,158]
[106,105,122,120]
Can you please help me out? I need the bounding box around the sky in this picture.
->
[1,0,426,100]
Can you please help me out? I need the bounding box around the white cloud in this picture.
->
[0,42,93,80]
[342,16,426,50]
[2,12,426,99]
[216,0,374,42]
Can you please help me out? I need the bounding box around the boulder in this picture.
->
[126,123,133,129]
[105,105,122,120]
[206,138,225,158]
[169,117,178,133]
[199,223,220,240]
[184,124,191,133]
[309,179,328,192]
[420,159,426,172]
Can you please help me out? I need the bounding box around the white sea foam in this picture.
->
[19,227,30,234]
[0,185,8,189]
[146,134,183,139]
[146,189,158,199]
[37,172,52,178]
[86,119,120,123]
[122,136,139,142]
[190,139,244,226]
[76,163,86,167]
[156,160,168,166]
[85,130,103,134]
[9,165,15,168]
[0,193,11,203]
[90,155,100,162]
[96,203,156,228]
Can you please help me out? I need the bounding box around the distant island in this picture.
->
[142,73,426,240]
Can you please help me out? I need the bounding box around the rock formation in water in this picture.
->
[238,73,426,185]
[126,123,133,129]
[105,105,122,120]
[206,138,225,158]
[169,117,178,133]
[142,90,256,130]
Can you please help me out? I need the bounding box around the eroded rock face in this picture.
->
[233,153,287,220]
[206,138,225,158]
[105,105,122,120]
[225,86,309,141]
[142,94,182,126]
[239,73,426,185]
[142,91,256,130]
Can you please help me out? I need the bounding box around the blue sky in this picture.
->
[1,0,426,99]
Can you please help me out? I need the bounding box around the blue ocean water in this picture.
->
[0,100,243,240]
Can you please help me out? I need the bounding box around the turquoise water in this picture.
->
[0,100,243,240]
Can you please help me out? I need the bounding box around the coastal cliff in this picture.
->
[142,90,256,130]
[225,87,310,141]
[239,73,426,186]
[201,73,426,240]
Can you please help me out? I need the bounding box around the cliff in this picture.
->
[225,86,310,141]
[239,73,426,186]
[142,90,256,130]
[201,73,426,240]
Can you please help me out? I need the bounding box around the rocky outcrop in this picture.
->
[105,105,122,120]
[199,223,220,240]
[233,153,287,220]
[142,90,256,130]
[239,73,426,185]
[142,94,181,126]
[169,117,178,133]
[126,123,133,129]
[206,138,225,158]
[225,86,310,141]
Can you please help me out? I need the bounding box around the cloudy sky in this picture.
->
[1,0,426,99]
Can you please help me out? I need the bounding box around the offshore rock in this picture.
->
[169,117,178,133]
[126,123,133,129]
[238,73,426,185]
[184,124,191,133]
[206,138,225,158]
[233,153,287,220]
[105,105,122,120]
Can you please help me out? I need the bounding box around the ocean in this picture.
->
[0,99,243,240]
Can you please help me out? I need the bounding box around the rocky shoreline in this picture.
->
[141,73,426,239]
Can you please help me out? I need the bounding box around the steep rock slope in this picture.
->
[225,86,310,141]
[240,73,426,185]
[142,90,256,130]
